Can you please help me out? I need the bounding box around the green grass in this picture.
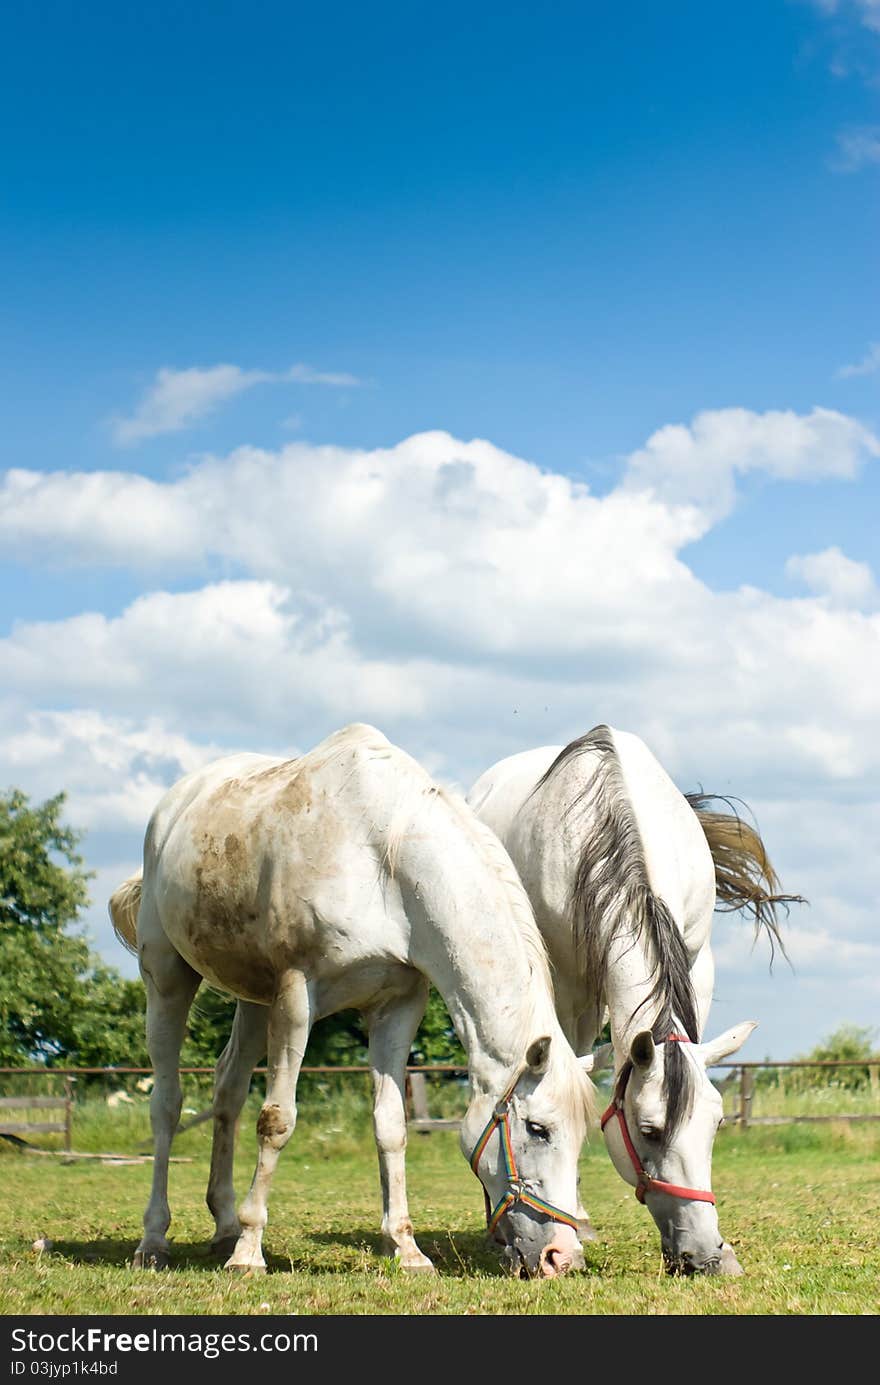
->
[1,1094,878,1316]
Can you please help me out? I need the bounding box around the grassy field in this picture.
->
[1,1085,878,1316]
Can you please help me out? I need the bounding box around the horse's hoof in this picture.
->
[401,1258,436,1275]
[224,1259,267,1275]
[132,1249,169,1271]
[577,1217,598,1244]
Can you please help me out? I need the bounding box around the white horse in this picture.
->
[110,723,595,1278]
[466,724,802,1276]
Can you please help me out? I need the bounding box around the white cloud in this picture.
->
[0,705,226,833]
[621,406,877,532]
[0,466,197,565]
[5,412,877,655]
[110,362,362,444]
[285,364,362,387]
[0,581,426,739]
[831,125,880,172]
[4,418,880,1056]
[836,342,880,377]
[805,0,880,33]
[786,546,878,608]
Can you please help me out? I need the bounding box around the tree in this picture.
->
[0,787,147,1066]
[0,785,472,1072]
[795,1024,878,1092]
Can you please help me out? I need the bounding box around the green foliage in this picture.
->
[297,988,464,1070]
[802,1024,877,1065]
[410,987,465,1066]
[177,984,464,1071]
[794,1024,878,1091]
[0,787,147,1067]
[179,986,238,1066]
[756,1023,879,1093]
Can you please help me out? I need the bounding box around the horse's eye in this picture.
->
[525,1120,550,1140]
[640,1126,662,1143]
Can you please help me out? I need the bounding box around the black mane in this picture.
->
[535,725,698,1137]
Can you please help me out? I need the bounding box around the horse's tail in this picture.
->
[108,868,142,956]
[685,793,805,961]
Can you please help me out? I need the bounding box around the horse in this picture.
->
[466,723,803,1276]
[109,723,595,1279]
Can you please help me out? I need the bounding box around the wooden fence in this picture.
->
[1,1060,878,1144]
[0,1077,74,1149]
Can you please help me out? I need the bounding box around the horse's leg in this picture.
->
[689,941,744,1269]
[573,1011,599,1245]
[224,970,311,1273]
[206,1000,269,1259]
[366,976,434,1273]
[133,932,200,1270]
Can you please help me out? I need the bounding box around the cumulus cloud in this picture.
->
[786,546,878,608]
[5,412,877,659]
[0,706,226,833]
[110,362,362,444]
[621,406,878,532]
[0,581,427,739]
[4,416,880,1055]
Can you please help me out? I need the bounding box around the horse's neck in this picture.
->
[602,931,668,1054]
[392,804,557,1093]
[539,750,681,1054]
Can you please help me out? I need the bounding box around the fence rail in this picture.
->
[0,1078,73,1149]
[1,1060,878,1136]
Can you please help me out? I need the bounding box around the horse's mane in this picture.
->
[534,724,697,1137]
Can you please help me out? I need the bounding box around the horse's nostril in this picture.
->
[542,1247,573,1278]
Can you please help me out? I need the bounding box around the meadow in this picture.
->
[1,1077,878,1316]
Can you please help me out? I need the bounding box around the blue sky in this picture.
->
[1,1,879,1060]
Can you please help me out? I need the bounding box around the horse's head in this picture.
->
[599,1021,756,1275]
[461,1034,593,1279]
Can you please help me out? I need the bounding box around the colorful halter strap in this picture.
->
[469,1069,580,1236]
[600,1035,716,1206]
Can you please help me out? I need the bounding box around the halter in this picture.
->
[469,1069,580,1236]
[600,1035,716,1206]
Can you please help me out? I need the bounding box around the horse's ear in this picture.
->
[700,1020,758,1068]
[526,1036,552,1074]
[630,1031,655,1070]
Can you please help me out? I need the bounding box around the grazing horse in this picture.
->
[466,724,802,1276]
[110,723,595,1278]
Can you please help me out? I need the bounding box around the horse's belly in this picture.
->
[161,900,278,1003]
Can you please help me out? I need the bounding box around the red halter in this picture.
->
[600,1035,716,1206]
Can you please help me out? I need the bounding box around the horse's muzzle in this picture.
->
[503,1238,585,1279]
[663,1240,743,1276]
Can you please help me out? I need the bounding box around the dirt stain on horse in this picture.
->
[257,1103,288,1140]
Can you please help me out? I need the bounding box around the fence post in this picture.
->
[408,1072,430,1123]
[739,1067,754,1128]
[63,1076,73,1151]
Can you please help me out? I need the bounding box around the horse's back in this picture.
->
[139,725,413,1004]
[466,746,562,841]
[469,728,715,951]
